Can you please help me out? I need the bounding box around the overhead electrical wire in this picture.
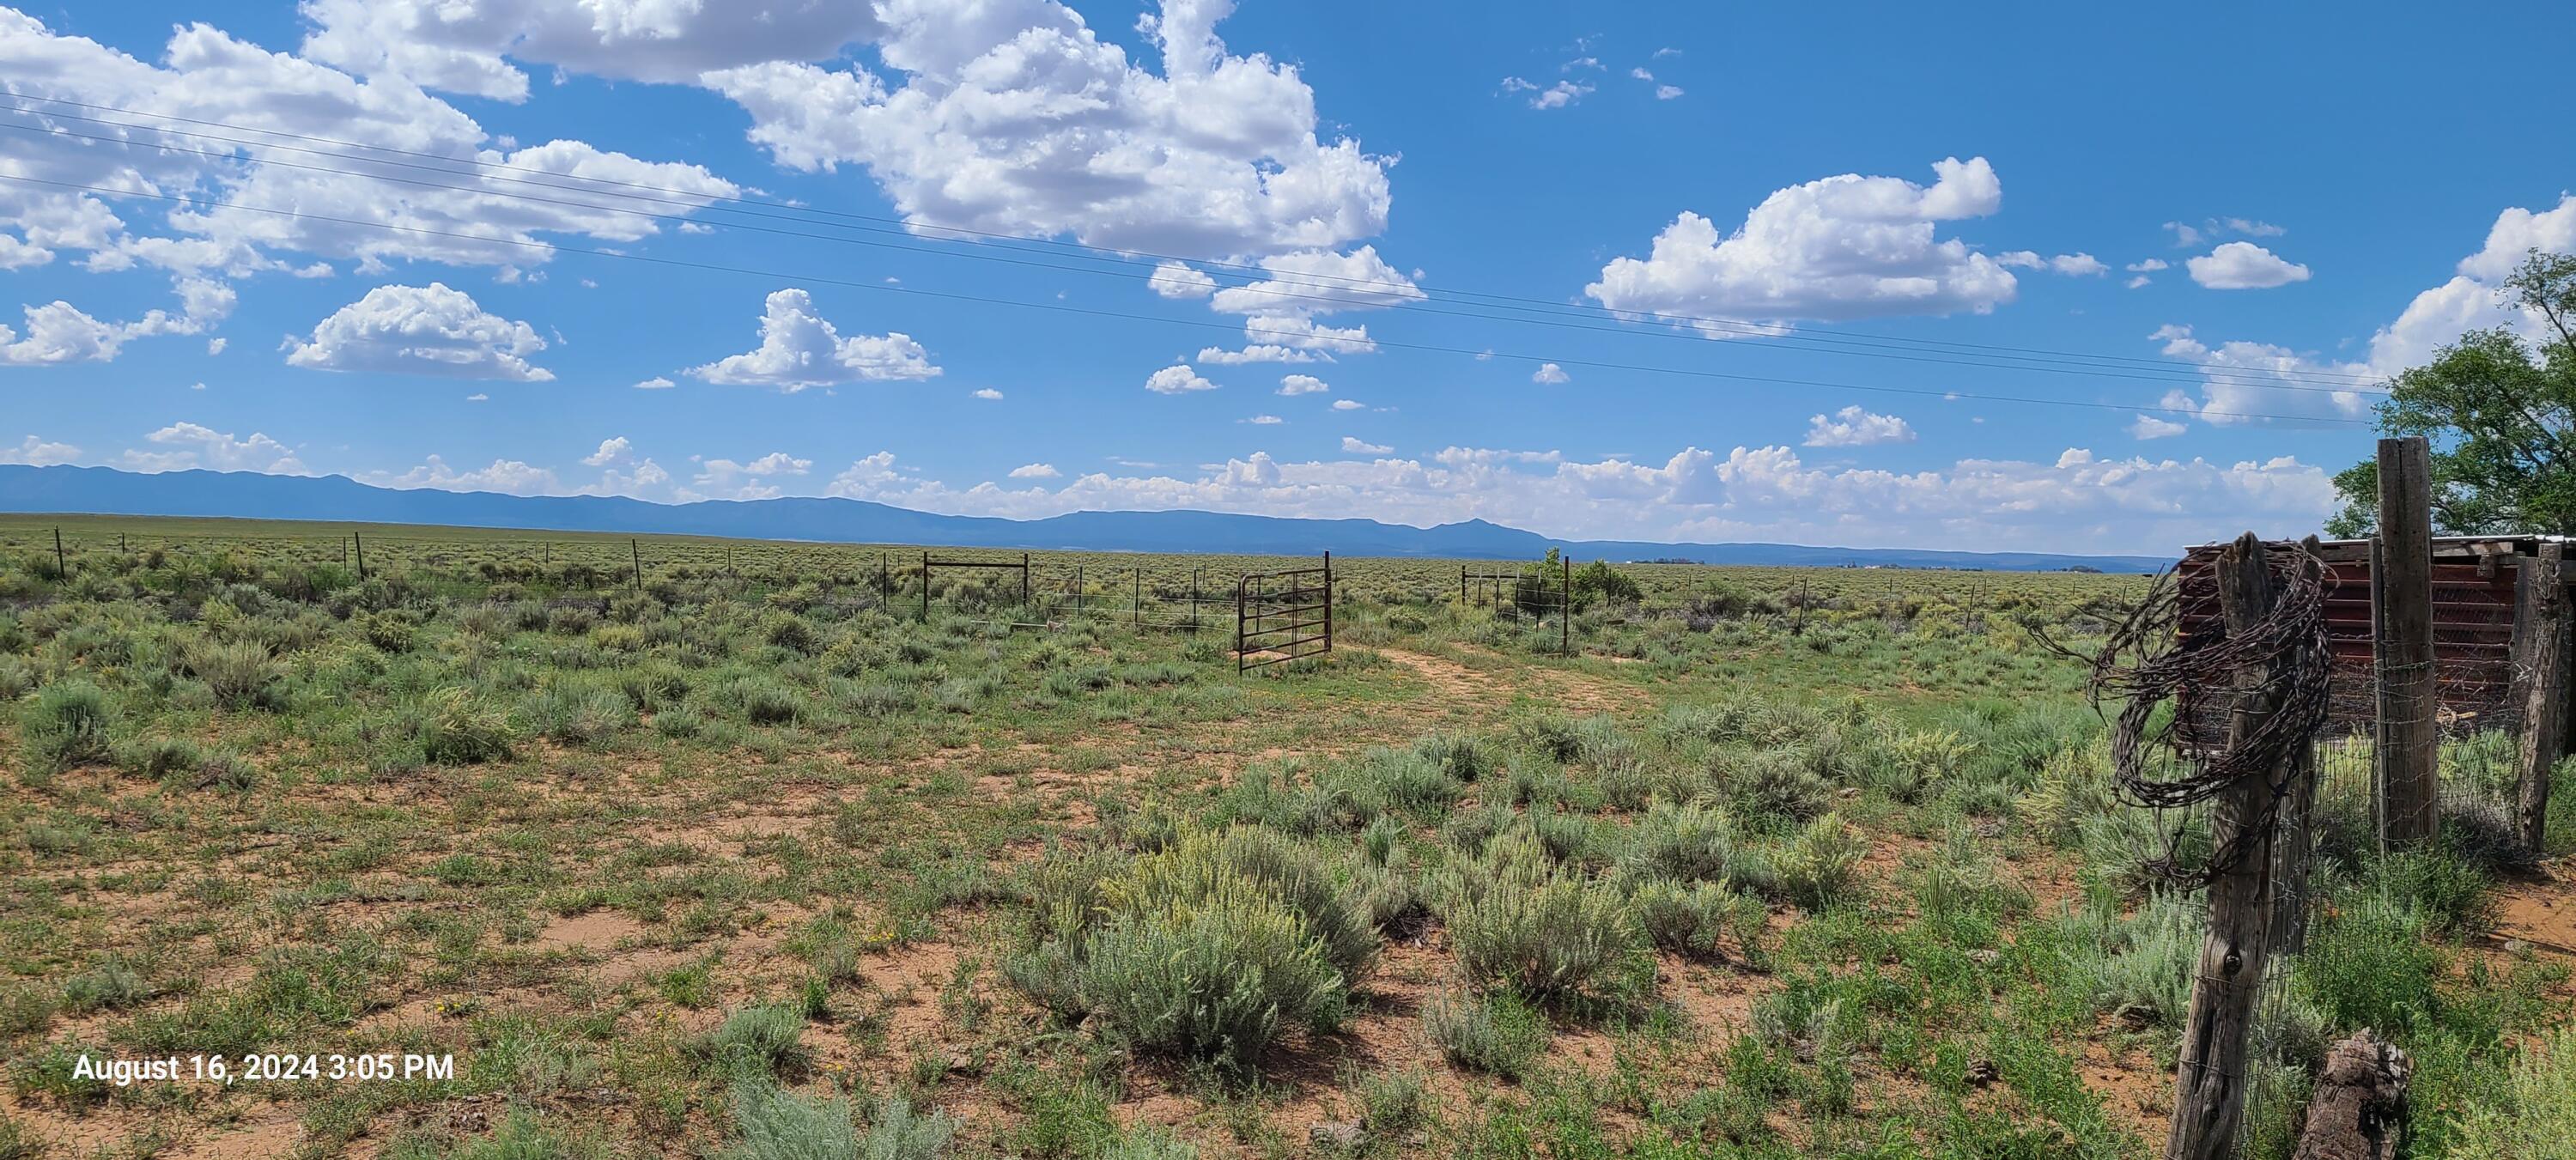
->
[0,92,2393,394]
[0,170,2372,428]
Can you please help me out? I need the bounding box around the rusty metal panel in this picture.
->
[2177,547,2523,738]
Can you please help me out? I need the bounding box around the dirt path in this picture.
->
[1374,646,1643,717]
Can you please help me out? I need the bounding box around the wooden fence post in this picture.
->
[2516,540,2567,854]
[2375,436,2439,848]
[920,552,931,621]
[355,531,367,580]
[1190,566,1201,631]
[52,526,65,580]
[630,539,643,591]
[2167,532,2297,1160]
[1021,552,1031,609]
[2268,536,2326,958]
[1132,568,1142,628]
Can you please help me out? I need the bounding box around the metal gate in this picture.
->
[1236,553,1333,672]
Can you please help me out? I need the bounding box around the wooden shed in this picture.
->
[2177,535,2568,740]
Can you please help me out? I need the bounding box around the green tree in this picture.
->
[2327,250,2576,537]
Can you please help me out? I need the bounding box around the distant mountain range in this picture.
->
[0,465,2171,573]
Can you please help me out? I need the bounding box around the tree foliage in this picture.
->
[2328,250,2576,537]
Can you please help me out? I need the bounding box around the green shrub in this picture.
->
[2453,1027,2576,1158]
[704,1005,809,1080]
[181,636,280,710]
[361,610,418,653]
[1445,872,1644,1005]
[62,963,149,1013]
[1618,801,1744,884]
[1773,814,1867,911]
[1423,989,1548,1078]
[1073,888,1346,1067]
[116,736,204,780]
[1716,749,1832,825]
[860,1096,956,1160]
[1010,830,1368,1068]
[720,1081,855,1160]
[1112,828,1377,983]
[724,677,805,726]
[514,685,633,745]
[412,688,512,765]
[1628,878,1765,962]
[2070,890,2202,1028]
[20,681,113,771]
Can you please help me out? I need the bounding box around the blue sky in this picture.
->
[0,0,2569,553]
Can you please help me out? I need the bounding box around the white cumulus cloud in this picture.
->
[1802,406,1917,447]
[1532,362,1570,385]
[1277,374,1329,395]
[688,288,939,391]
[1145,364,1218,394]
[2186,242,2312,290]
[284,282,552,380]
[1586,157,2015,331]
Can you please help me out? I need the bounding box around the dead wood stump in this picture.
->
[2292,1029,2410,1160]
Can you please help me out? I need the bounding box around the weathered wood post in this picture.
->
[354,531,368,580]
[2268,536,2327,957]
[2168,531,2296,1160]
[2375,436,2439,848]
[1020,552,1031,610]
[2515,540,2567,854]
[1190,566,1201,631]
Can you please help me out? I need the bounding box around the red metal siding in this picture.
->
[2176,548,2522,738]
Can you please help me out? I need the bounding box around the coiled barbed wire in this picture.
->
[2069,541,2333,884]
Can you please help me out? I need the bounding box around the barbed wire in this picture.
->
[2070,544,2332,884]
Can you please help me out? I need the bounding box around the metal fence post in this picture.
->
[1133,568,1142,628]
[1021,552,1031,609]
[1562,552,1571,654]
[355,531,368,581]
[52,526,65,580]
[1322,551,1333,654]
[920,551,931,620]
[631,538,642,590]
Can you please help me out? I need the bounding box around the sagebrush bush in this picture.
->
[1445,871,1644,1005]
[180,636,279,710]
[514,685,632,745]
[412,687,511,765]
[1422,989,1547,1078]
[1714,748,1831,825]
[1012,829,1370,1068]
[1110,827,1376,983]
[2452,1027,2576,1158]
[1773,814,1867,911]
[1074,887,1346,1067]
[704,1004,809,1079]
[1618,801,1745,884]
[720,1081,857,1160]
[2068,889,2202,1028]
[21,680,114,770]
[1628,878,1765,962]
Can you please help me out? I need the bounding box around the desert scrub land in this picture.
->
[1,517,2572,1159]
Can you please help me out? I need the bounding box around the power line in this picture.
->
[0,172,2374,427]
[0,91,2392,391]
